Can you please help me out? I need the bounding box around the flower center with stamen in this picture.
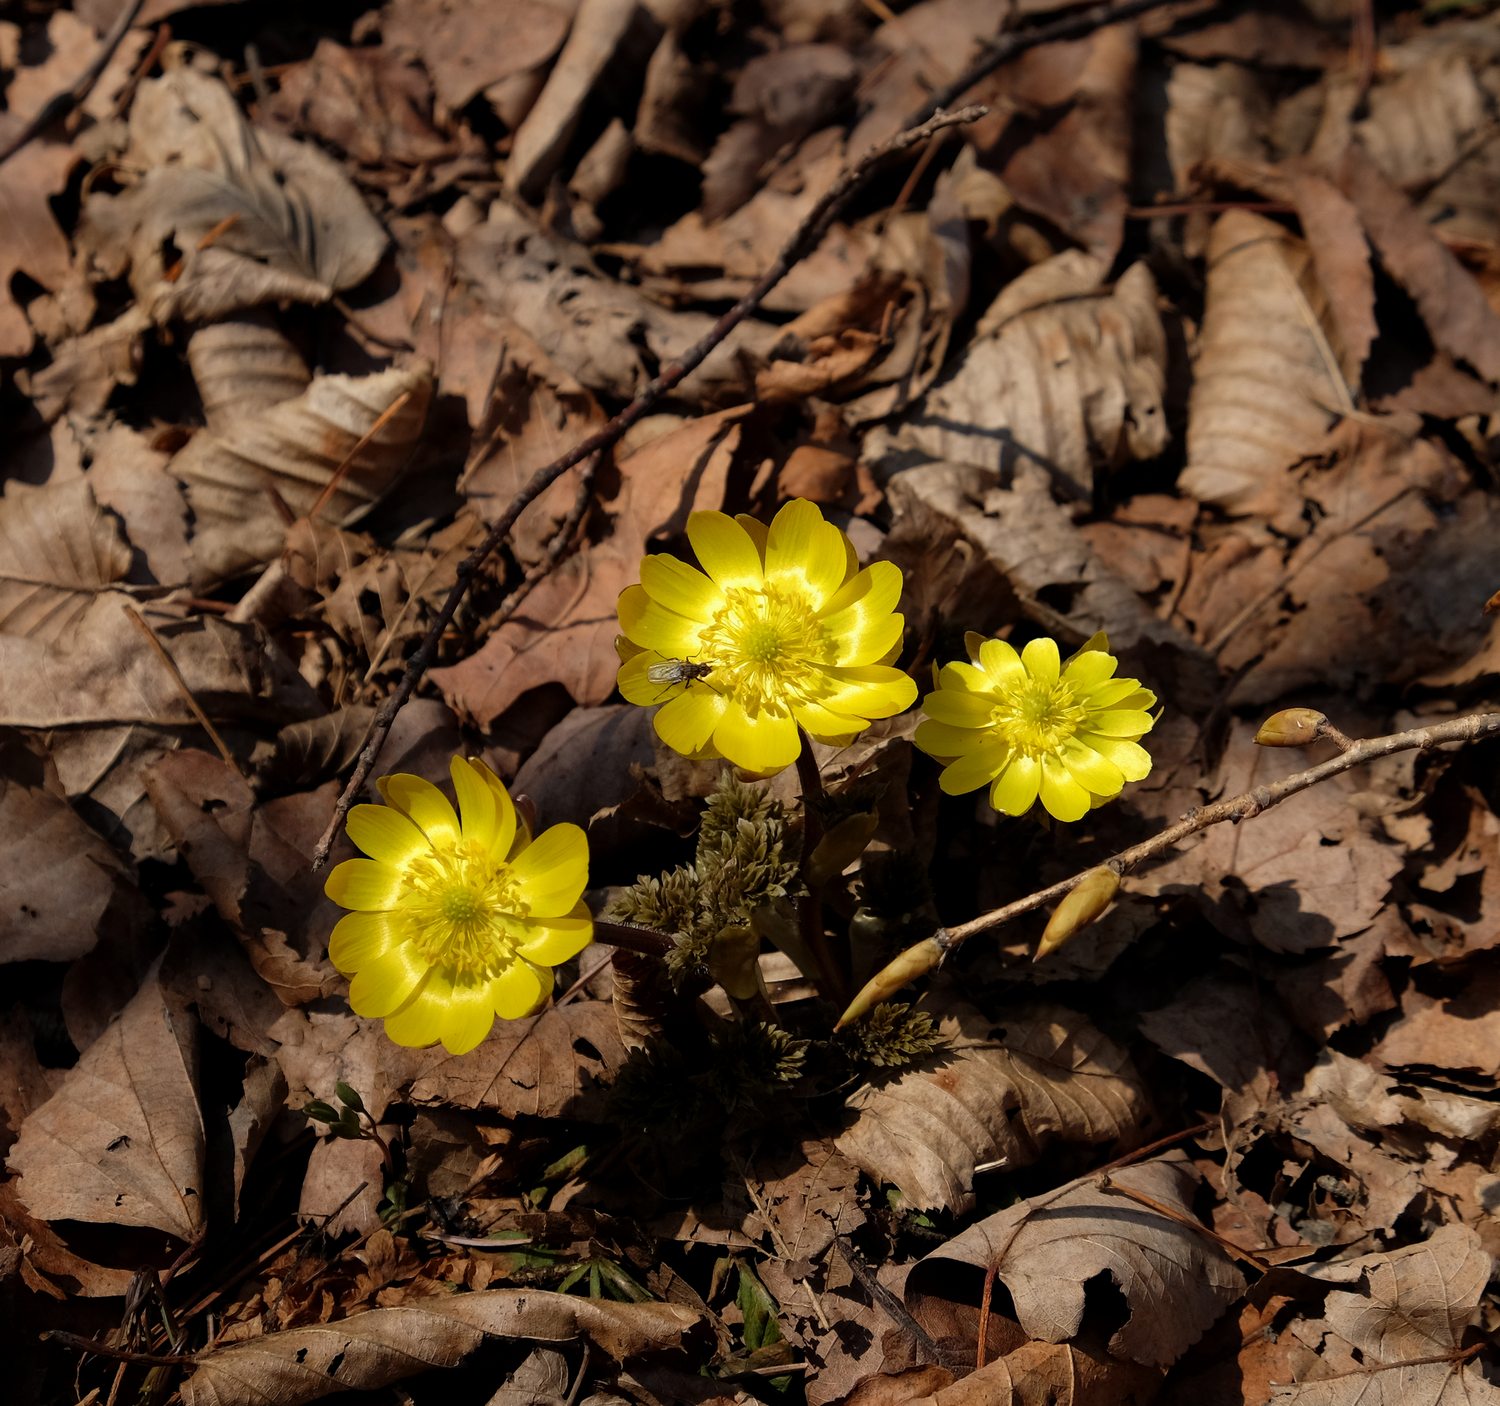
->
[991,678,1088,757]
[396,841,531,978]
[698,584,834,715]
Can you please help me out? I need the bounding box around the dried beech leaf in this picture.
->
[405,1000,628,1120]
[837,1001,1149,1214]
[79,65,387,323]
[181,1292,699,1406]
[0,477,132,643]
[9,956,205,1240]
[187,314,312,429]
[169,361,433,585]
[0,142,81,357]
[916,1156,1245,1367]
[0,732,131,963]
[1180,210,1346,520]
[875,254,1168,497]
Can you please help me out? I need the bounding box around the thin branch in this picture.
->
[487,454,599,632]
[39,1329,196,1367]
[939,711,1500,953]
[312,103,987,868]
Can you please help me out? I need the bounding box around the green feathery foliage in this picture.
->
[837,1002,942,1070]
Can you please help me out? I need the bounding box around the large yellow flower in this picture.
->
[914,633,1156,822]
[324,757,592,1054]
[616,498,916,774]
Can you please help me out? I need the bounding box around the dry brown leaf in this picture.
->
[875,254,1168,498]
[169,359,433,586]
[87,422,196,589]
[891,1339,1161,1405]
[914,1156,1245,1368]
[406,999,628,1120]
[0,476,132,643]
[79,61,388,323]
[9,955,205,1240]
[1163,62,1271,196]
[1375,961,1500,1075]
[744,1138,866,1271]
[1273,1225,1492,1404]
[0,142,86,357]
[27,306,151,423]
[511,704,655,835]
[186,314,312,429]
[837,1001,1149,1214]
[181,1291,699,1406]
[0,732,132,964]
[1180,210,1346,521]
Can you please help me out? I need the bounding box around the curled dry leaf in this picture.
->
[1180,210,1347,522]
[79,62,387,323]
[8,955,205,1241]
[913,1156,1245,1368]
[874,254,1168,498]
[0,733,132,964]
[0,476,132,643]
[837,1001,1149,1214]
[186,313,312,429]
[180,1291,700,1406]
[0,142,82,357]
[170,359,433,586]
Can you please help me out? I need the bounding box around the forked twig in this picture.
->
[312,103,988,867]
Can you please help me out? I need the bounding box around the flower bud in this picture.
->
[1254,708,1327,747]
[835,935,945,1029]
[708,924,763,1001]
[1036,866,1119,960]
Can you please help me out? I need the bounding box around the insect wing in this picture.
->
[647,660,687,684]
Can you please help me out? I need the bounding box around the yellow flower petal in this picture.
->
[1060,739,1125,797]
[1083,677,1150,709]
[913,717,976,759]
[1039,753,1090,821]
[791,699,870,744]
[921,685,996,727]
[617,650,666,705]
[734,513,769,563]
[765,499,850,609]
[1081,734,1153,781]
[346,803,429,867]
[438,979,496,1055]
[991,755,1041,815]
[655,687,726,756]
[472,758,518,858]
[977,638,1025,687]
[377,774,460,848]
[329,910,400,973]
[517,908,594,966]
[1021,636,1060,685]
[939,659,992,694]
[509,822,589,917]
[383,967,453,1047]
[617,584,704,658]
[640,553,723,622]
[939,743,1009,795]
[325,857,402,911]
[820,666,917,719]
[492,959,549,1019]
[1063,650,1117,688]
[348,944,430,1018]
[687,511,764,593]
[1087,709,1159,738]
[450,756,497,848]
[715,699,801,773]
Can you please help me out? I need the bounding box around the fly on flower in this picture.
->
[615,499,916,774]
[914,632,1156,822]
[324,756,593,1055]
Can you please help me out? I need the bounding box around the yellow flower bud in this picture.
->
[1036,866,1119,960]
[835,935,945,1029]
[1254,708,1327,747]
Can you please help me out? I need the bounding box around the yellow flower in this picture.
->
[324,757,592,1054]
[616,498,917,774]
[914,633,1156,822]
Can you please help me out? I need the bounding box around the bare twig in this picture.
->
[124,604,245,779]
[312,103,988,868]
[486,454,599,632]
[941,711,1500,952]
[0,0,146,165]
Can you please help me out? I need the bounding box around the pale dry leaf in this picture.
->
[0,732,131,964]
[1163,62,1272,194]
[9,955,205,1240]
[1272,1225,1493,1405]
[902,1339,1162,1406]
[917,1156,1245,1368]
[1375,962,1500,1075]
[87,422,195,589]
[876,254,1168,498]
[181,1291,699,1406]
[228,1055,286,1217]
[27,306,151,423]
[1180,210,1346,521]
[837,1001,1149,1214]
[79,63,388,323]
[406,999,628,1120]
[187,314,312,430]
[0,142,82,357]
[0,476,132,643]
[506,0,644,199]
[745,1138,866,1269]
[169,360,433,586]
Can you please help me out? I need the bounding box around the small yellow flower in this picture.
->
[324,756,592,1054]
[616,498,916,774]
[914,633,1156,822]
